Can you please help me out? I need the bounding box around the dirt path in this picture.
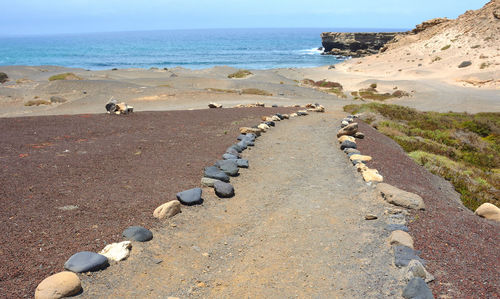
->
[79,112,405,298]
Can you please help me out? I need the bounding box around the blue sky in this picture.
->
[0,0,489,35]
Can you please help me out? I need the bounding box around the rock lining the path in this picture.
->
[214,181,235,198]
[99,241,132,262]
[402,277,434,299]
[153,200,181,219]
[389,230,414,249]
[215,160,239,176]
[404,260,435,283]
[123,226,153,242]
[393,245,425,268]
[64,251,109,273]
[176,187,204,205]
[377,183,425,210]
[35,271,82,299]
[474,202,500,221]
[204,166,230,182]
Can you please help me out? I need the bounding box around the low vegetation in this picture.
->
[441,44,451,51]
[25,100,52,106]
[350,84,409,101]
[344,103,500,211]
[205,88,238,93]
[301,79,347,98]
[228,69,252,79]
[241,88,272,96]
[48,73,82,81]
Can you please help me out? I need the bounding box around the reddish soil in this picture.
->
[356,121,500,299]
[0,107,296,298]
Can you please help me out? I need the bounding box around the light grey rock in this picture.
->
[344,148,361,155]
[235,159,249,168]
[377,183,426,210]
[385,224,409,232]
[204,166,230,182]
[176,187,203,205]
[402,277,434,299]
[226,147,241,157]
[223,153,239,160]
[64,251,109,273]
[405,260,435,283]
[201,177,220,187]
[123,226,153,242]
[214,181,235,198]
[393,245,425,268]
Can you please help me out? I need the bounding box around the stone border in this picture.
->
[34,103,325,298]
[336,115,435,299]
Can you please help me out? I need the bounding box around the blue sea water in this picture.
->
[0,28,399,70]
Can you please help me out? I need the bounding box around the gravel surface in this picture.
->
[356,121,500,299]
[0,107,296,298]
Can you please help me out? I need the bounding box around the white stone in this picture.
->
[153,200,182,219]
[99,241,132,262]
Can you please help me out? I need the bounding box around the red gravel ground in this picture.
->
[356,121,500,299]
[0,107,296,298]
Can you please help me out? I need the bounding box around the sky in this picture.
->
[0,0,490,36]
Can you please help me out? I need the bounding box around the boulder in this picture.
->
[215,160,239,176]
[389,230,414,249]
[99,241,132,262]
[153,200,181,219]
[402,277,434,299]
[474,203,500,221]
[0,72,8,84]
[208,102,222,108]
[338,135,355,143]
[340,140,357,150]
[297,110,309,116]
[337,123,358,137]
[236,134,247,141]
[393,245,425,268]
[176,187,203,205]
[404,260,435,283]
[349,154,372,162]
[229,144,244,153]
[201,177,220,187]
[123,226,153,242]
[214,181,235,198]
[362,168,384,182]
[35,271,81,299]
[376,183,425,210]
[236,140,248,150]
[64,251,109,273]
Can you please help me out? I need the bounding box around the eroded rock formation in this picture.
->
[321,32,400,57]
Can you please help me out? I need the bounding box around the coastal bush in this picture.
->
[441,44,451,51]
[344,103,500,210]
[48,73,82,81]
[301,78,346,98]
[206,88,237,93]
[25,100,52,106]
[228,70,252,79]
[241,88,272,96]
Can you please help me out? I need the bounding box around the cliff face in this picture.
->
[321,32,399,57]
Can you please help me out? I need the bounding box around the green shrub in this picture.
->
[441,44,451,51]
[48,73,82,81]
[228,69,252,79]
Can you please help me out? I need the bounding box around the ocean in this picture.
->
[0,28,399,70]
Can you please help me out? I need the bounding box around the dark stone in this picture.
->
[223,153,239,160]
[204,166,230,182]
[215,160,239,176]
[347,152,359,157]
[344,148,360,154]
[105,100,117,113]
[64,251,109,273]
[240,139,255,146]
[297,112,307,116]
[385,224,409,232]
[275,113,284,120]
[265,121,275,127]
[228,144,244,153]
[351,159,362,165]
[458,61,472,68]
[393,245,425,268]
[236,141,248,150]
[0,72,8,84]
[272,104,278,108]
[245,133,257,141]
[402,278,434,299]
[225,147,241,158]
[340,140,357,150]
[176,187,203,205]
[50,96,67,103]
[122,226,153,242]
[235,159,249,168]
[321,32,399,57]
[214,181,235,198]
[237,134,247,141]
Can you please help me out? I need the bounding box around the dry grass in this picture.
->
[206,88,238,93]
[228,69,252,79]
[48,73,82,81]
[25,100,52,106]
[241,88,272,96]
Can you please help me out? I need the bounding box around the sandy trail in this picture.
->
[78,112,404,298]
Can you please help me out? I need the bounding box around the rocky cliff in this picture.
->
[321,32,400,57]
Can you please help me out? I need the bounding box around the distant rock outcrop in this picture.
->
[321,32,400,57]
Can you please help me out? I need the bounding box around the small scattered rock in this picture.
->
[275,113,284,120]
[365,214,378,220]
[214,181,235,198]
[458,61,472,68]
[99,241,132,262]
[153,200,181,219]
[215,160,239,176]
[377,183,425,210]
[201,177,220,187]
[290,113,298,118]
[340,140,357,150]
[402,277,434,299]
[208,102,222,108]
[389,230,414,249]
[64,251,109,273]
[405,259,435,283]
[474,202,500,221]
[123,226,153,242]
[393,245,425,268]
[176,187,204,205]
[35,271,81,299]
[337,123,358,137]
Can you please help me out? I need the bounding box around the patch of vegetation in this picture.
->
[206,88,237,93]
[344,103,500,210]
[302,78,346,98]
[352,84,409,101]
[471,45,481,49]
[480,62,490,69]
[48,73,82,81]
[370,83,377,89]
[441,44,451,51]
[431,56,442,63]
[241,88,272,96]
[326,88,347,98]
[25,100,52,106]
[228,69,252,79]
